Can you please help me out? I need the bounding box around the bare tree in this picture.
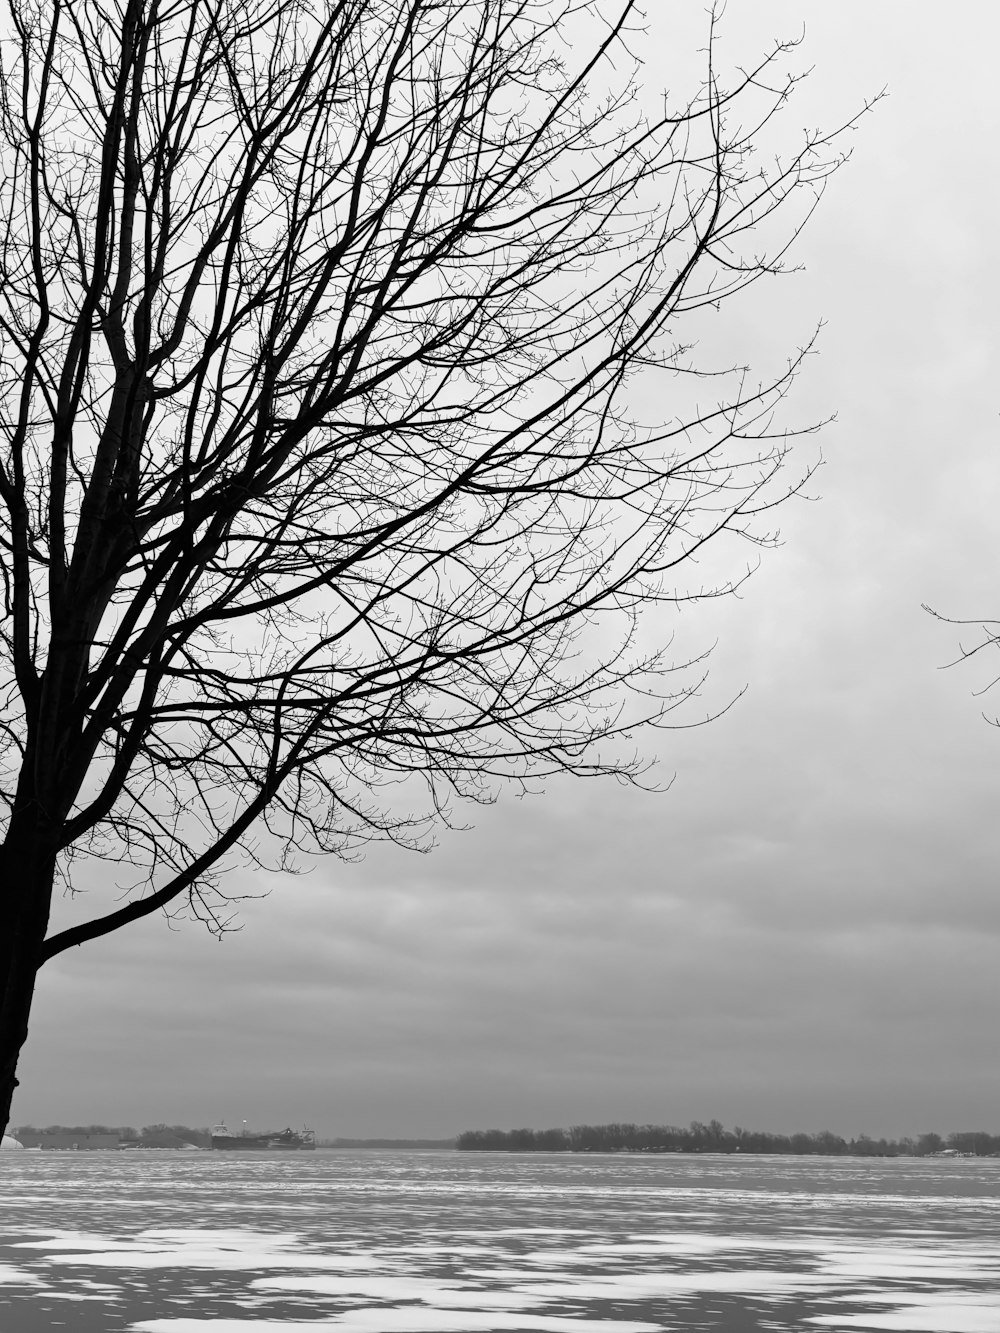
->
[924,607,1000,725]
[0,0,864,1134]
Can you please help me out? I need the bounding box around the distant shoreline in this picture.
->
[457,1122,1000,1158]
[317,1139,457,1149]
[13,1122,1000,1158]
[8,1125,458,1152]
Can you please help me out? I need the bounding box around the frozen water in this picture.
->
[808,1291,1000,1331]
[131,1318,663,1333]
[0,1150,997,1331]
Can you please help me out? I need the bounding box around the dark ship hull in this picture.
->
[211,1125,315,1151]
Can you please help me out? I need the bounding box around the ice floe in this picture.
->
[0,1264,42,1287]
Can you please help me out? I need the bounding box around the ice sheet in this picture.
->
[3,1150,999,1333]
[131,1315,664,1333]
[809,1300,1000,1333]
[510,1270,836,1299]
[27,1228,392,1271]
[252,1275,544,1308]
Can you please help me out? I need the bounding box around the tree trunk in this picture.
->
[0,817,58,1141]
[0,953,40,1142]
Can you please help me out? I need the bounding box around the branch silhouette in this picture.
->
[0,0,871,1132]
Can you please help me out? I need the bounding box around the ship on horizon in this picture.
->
[211,1122,315,1151]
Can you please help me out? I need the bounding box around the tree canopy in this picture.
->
[0,0,864,1134]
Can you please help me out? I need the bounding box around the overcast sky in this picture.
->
[13,0,1000,1141]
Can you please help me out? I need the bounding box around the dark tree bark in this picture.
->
[0,0,870,1136]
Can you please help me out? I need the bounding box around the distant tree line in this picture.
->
[14,1123,212,1148]
[316,1138,457,1149]
[456,1121,1000,1157]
